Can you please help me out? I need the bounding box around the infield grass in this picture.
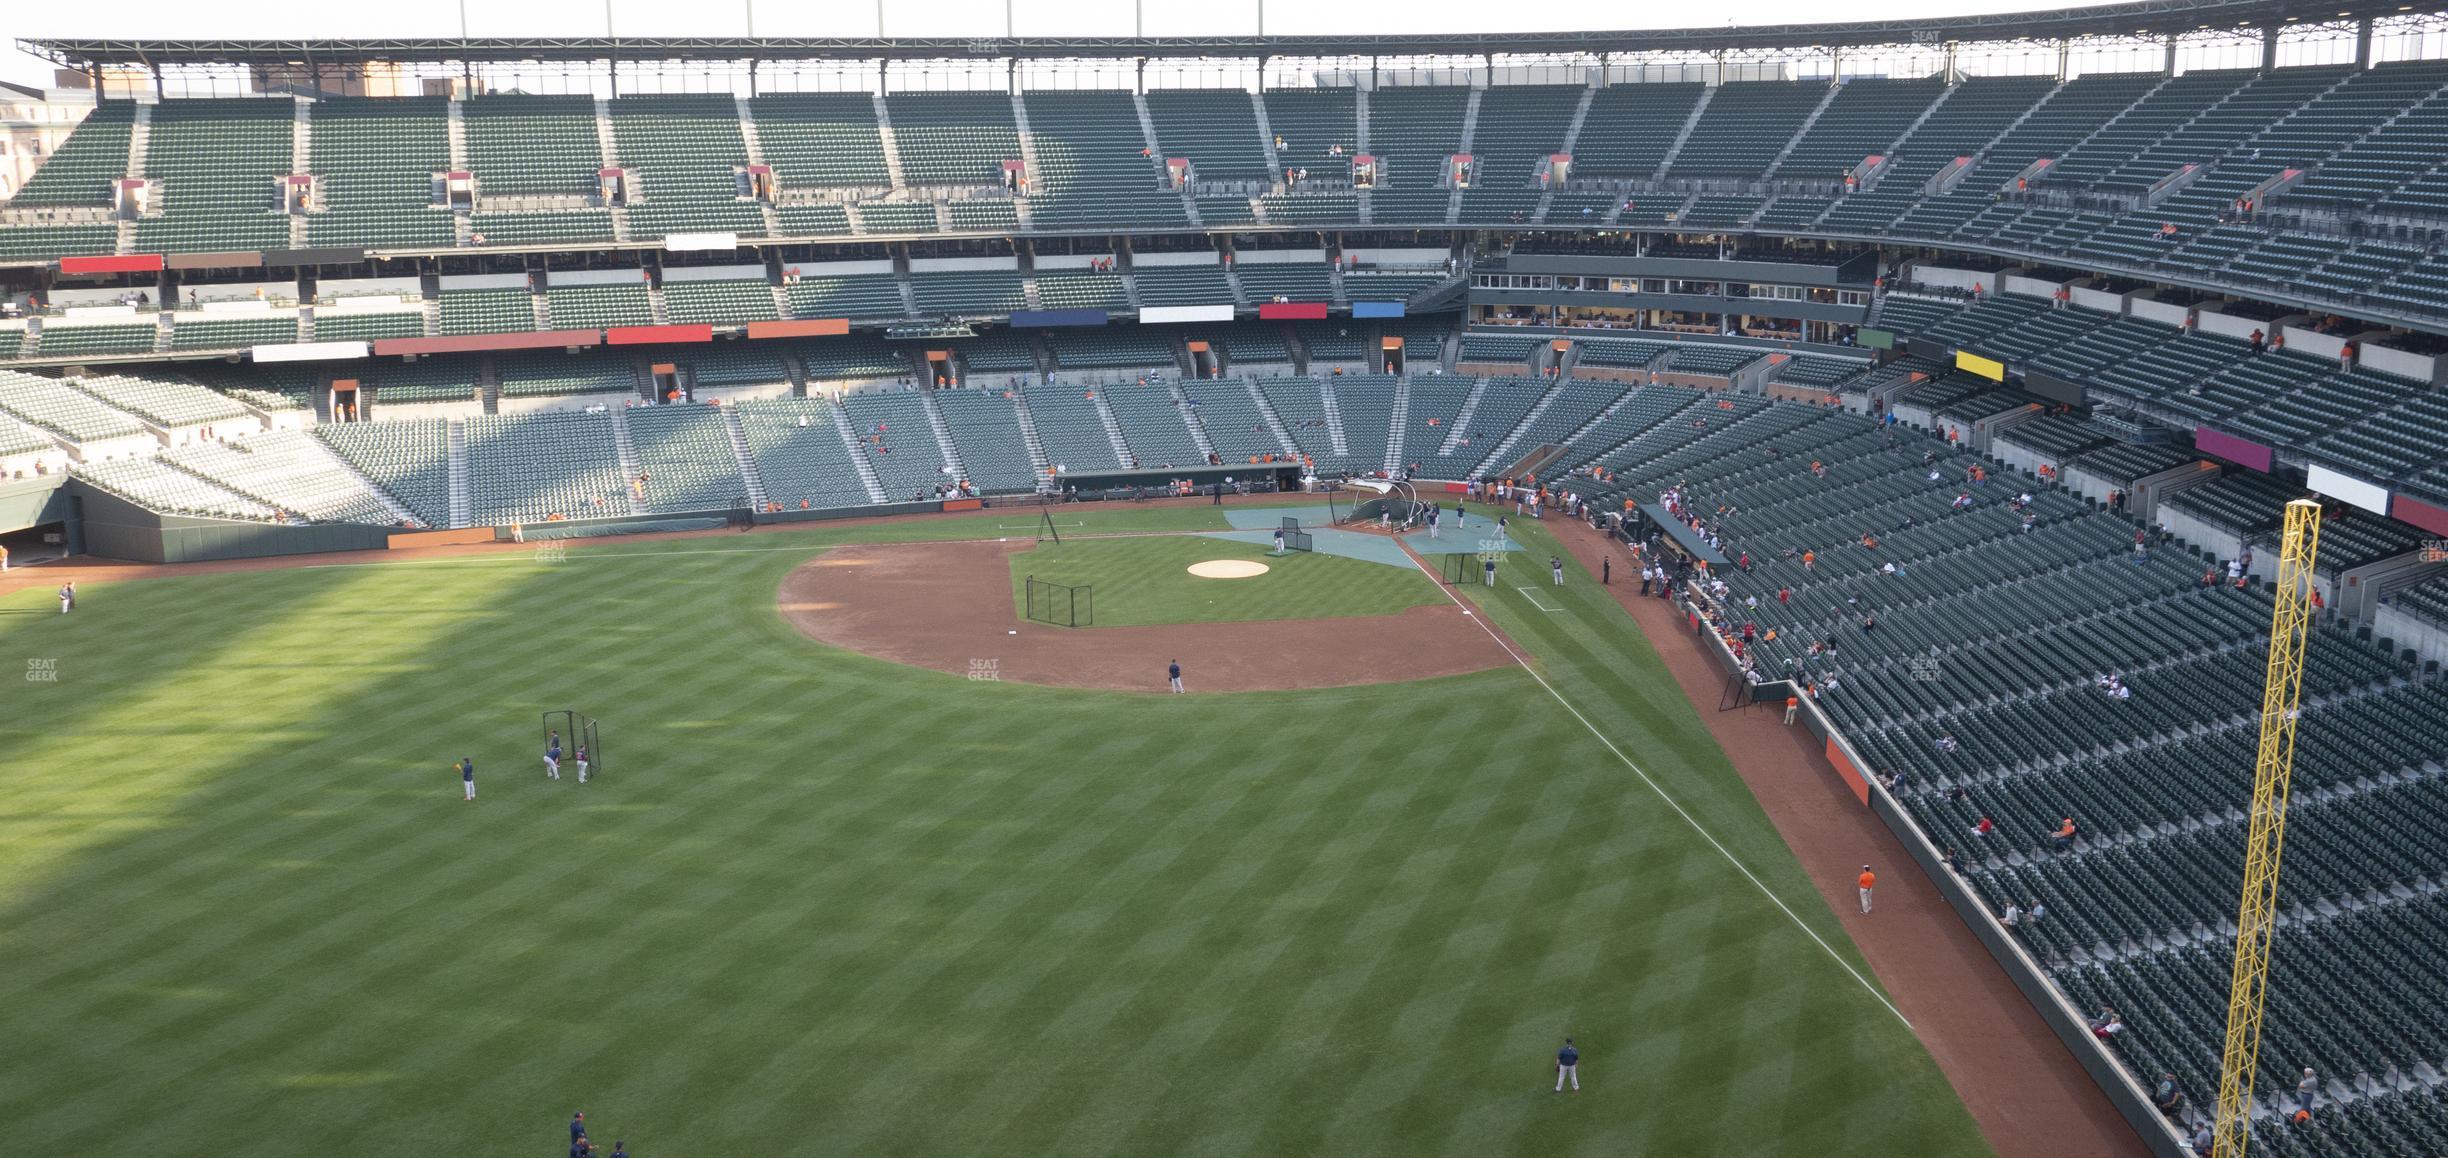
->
[0,511,1988,1157]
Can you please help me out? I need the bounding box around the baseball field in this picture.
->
[0,501,1989,1156]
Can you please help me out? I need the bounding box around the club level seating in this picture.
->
[1256,192,1356,223]
[946,333,1036,375]
[1050,328,1178,371]
[470,210,616,246]
[784,275,906,321]
[168,315,298,352]
[1772,354,1871,388]
[1574,338,1669,370]
[1670,346,1763,375]
[311,311,426,342]
[464,410,628,524]
[856,200,937,233]
[930,387,1039,492]
[1293,322,1365,363]
[1032,270,1129,310]
[734,398,876,509]
[683,348,790,389]
[438,289,534,336]
[909,269,1025,316]
[35,324,158,358]
[495,351,635,399]
[544,283,653,329]
[944,200,1017,232]
[1342,269,1446,303]
[773,203,853,236]
[662,279,779,326]
[1195,195,1258,226]
[1131,265,1233,306]
[163,430,398,524]
[624,403,748,512]
[840,390,959,500]
[1215,323,1290,366]
[1232,262,1334,303]
[791,334,909,381]
[1368,188,1453,226]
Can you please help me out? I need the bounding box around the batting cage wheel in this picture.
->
[542,710,601,777]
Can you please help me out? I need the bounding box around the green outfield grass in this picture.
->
[0,512,1988,1157]
[1009,534,1439,627]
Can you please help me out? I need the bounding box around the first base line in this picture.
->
[1514,587,1562,612]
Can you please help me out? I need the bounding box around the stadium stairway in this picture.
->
[721,407,770,509]
[824,402,892,503]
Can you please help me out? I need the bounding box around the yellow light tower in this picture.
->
[2212,498,2323,1158]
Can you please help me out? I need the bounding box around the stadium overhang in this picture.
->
[16,0,2431,68]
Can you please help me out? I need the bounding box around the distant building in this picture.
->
[0,83,97,202]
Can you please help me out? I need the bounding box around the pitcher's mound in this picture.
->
[1187,559,1270,579]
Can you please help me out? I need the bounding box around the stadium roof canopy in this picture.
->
[17,0,2433,68]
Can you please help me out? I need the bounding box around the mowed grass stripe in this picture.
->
[0,520,1984,1157]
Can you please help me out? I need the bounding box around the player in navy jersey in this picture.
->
[575,743,590,784]
[545,731,562,780]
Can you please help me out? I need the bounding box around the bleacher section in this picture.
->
[463,410,628,524]
[462,95,603,198]
[931,387,1040,492]
[839,390,958,500]
[662,278,780,325]
[1022,382,1125,471]
[494,351,636,400]
[734,397,878,509]
[544,282,654,329]
[316,419,451,526]
[164,430,399,523]
[625,403,749,511]
[77,456,277,519]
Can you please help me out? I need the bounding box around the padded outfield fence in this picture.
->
[1025,576,1094,627]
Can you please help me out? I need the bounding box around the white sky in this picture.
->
[0,0,2117,86]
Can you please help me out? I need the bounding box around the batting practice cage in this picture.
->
[1280,517,1314,553]
[1336,479,1429,529]
[1025,576,1094,627]
[542,710,601,776]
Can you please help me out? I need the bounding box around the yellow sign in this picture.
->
[1955,350,2006,381]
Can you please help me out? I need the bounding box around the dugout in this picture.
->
[1055,463,1300,501]
[1625,501,1733,572]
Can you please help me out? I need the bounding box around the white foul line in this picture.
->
[1407,550,1912,1030]
[1513,586,1562,612]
